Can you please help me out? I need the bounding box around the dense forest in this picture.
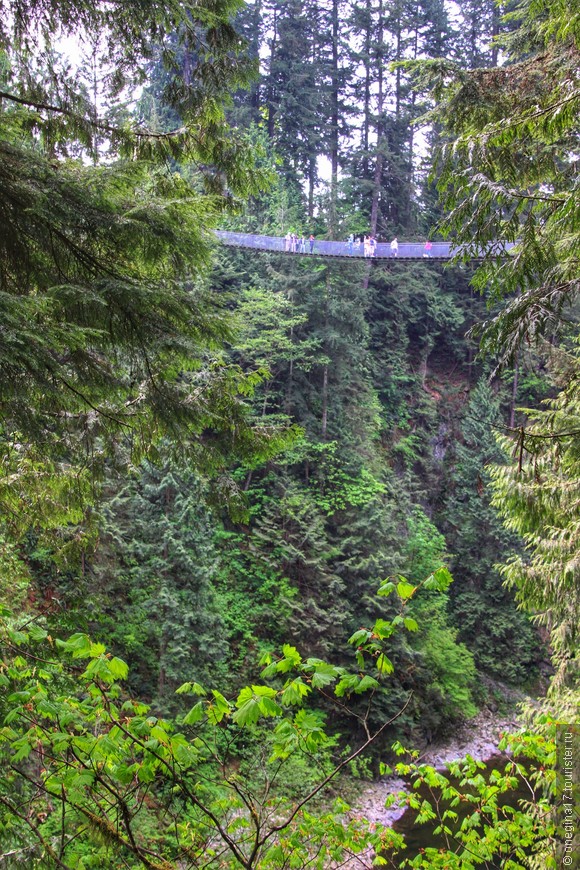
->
[0,0,578,867]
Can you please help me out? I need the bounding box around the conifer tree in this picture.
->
[92,463,224,711]
[0,0,271,481]
[442,379,539,682]
[491,350,580,713]
[410,0,579,362]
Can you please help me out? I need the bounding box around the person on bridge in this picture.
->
[299,236,306,253]
[390,237,399,258]
[363,235,370,257]
[285,232,291,252]
[347,234,354,254]
[369,235,376,257]
[423,240,433,258]
[309,234,315,253]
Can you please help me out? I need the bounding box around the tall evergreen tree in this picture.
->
[0,0,276,507]
[491,348,580,712]
[442,379,539,682]
[94,463,224,710]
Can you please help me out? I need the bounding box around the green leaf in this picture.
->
[82,657,115,684]
[7,691,32,703]
[108,657,129,680]
[70,771,96,789]
[137,763,156,784]
[113,764,139,785]
[423,566,453,591]
[56,633,92,658]
[355,675,379,693]
[7,629,28,645]
[151,725,169,743]
[259,696,283,718]
[250,684,277,699]
[373,618,395,638]
[335,673,360,697]
[376,654,394,675]
[311,669,338,689]
[182,702,205,725]
[173,741,199,767]
[396,579,416,599]
[207,691,230,725]
[232,698,261,726]
[276,644,302,672]
[281,678,310,705]
[348,629,370,645]
[12,739,33,762]
[176,681,207,696]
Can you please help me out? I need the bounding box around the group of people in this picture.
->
[283,231,434,259]
[348,235,432,258]
[285,232,315,254]
[345,234,377,257]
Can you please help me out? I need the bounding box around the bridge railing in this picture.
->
[215,231,453,259]
[215,231,514,261]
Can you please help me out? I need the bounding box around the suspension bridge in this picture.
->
[215,231,514,261]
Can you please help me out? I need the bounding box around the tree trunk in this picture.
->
[362,0,371,181]
[491,0,500,66]
[266,7,278,139]
[321,364,328,438]
[509,354,519,429]
[322,271,330,437]
[308,155,316,218]
[329,0,339,236]
[370,0,384,236]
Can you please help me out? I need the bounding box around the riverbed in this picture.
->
[351,708,520,828]
[339,707,522,867]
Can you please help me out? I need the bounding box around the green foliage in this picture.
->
[386,719,568,868]
[2,2,576,867]
[0,576,451,868]
[490,347,580,710]
[442,379,541,683]
[234,284,310,373]
[89,462,225,711]
[392,511,479,726]
[405,0,580,365]
[421,624,478,720]
[245,472,349,657]
[0,0,286,540]
[305,440,386,515]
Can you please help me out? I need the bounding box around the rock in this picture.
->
[347,706,523,835]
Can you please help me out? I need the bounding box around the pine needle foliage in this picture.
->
[0,0,281,525]
[490,350,580,709]
[402,0,580,367]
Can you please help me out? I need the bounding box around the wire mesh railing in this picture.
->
[215,231,449,259]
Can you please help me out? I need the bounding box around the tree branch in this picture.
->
[254,692,414,854]
[0,90,187,141]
